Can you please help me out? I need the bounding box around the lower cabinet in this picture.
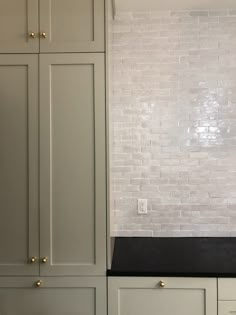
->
[218,278,236,315]
[219,302,236,315]
[0,277,106,315]
[108,277,217,315]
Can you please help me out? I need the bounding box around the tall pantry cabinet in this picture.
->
[0,0,107,314]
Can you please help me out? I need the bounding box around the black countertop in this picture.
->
[107,237,236,277]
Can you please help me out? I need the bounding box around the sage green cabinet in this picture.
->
[219,302,236,315]
[0,277,106,315]
[218,278,236,315]
[39,53,106,276]
[0,0,104,53]
[0,54,39,276]
[0,53,106,277]
[0,0,39,53]
[108,277,217,315]
[40,0,105,52]
[218,278,236,300]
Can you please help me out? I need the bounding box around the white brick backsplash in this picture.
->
[110,9,236,237]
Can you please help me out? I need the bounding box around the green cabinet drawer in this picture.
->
[108,277,217,315]
[218,279,236,300]
[219,301,236,315]
[0,277,106,315]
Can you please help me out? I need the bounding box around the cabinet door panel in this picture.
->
[0,55,39,275]
[0,277,106,315]
[40,53,106,276]
[40,0,104,52]
[108,277,217,315]
[219,301,236,315]
[0,0,39,53]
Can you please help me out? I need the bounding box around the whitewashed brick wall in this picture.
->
[110,10,236,236]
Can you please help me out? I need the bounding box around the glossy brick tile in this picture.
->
[110,9,236,237]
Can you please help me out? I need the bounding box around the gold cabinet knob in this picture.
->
[35,280,42,288]
[41,257,48,264]
[30,257,37,263]
[29,32,36,39]
[41,32,47,38]
[159,281,166,288]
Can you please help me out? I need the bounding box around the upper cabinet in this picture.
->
[0,0,105,53]
[40,0,105,52]
[0,0,39,53]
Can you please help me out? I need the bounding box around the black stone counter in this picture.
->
[107,237,236,277]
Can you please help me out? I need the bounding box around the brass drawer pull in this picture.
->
[41,257,48,264]
[41,32,47,38]
[159,281,166,288]
[35,280,43,288]
[30,257,37,264]
[29,32,36,39]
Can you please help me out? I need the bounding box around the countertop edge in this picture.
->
[107,270,236,277]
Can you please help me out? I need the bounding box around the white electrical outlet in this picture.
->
[138,199,148,214]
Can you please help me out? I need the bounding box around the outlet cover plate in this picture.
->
[138,199,148,214]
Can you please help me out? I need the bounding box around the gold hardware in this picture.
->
[30,257,37,263]
[35,280,42,288]
[29,32,36,39]
[159,281,166,288]
[41,32,47,38]
[42,257,48,264]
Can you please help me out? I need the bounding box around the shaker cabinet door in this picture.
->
[0,0,39,53]
[0,277,106,315]
[39,0,105,52]
[0,55,39,276]
[40,53,106,276]
[108,277,217,315]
